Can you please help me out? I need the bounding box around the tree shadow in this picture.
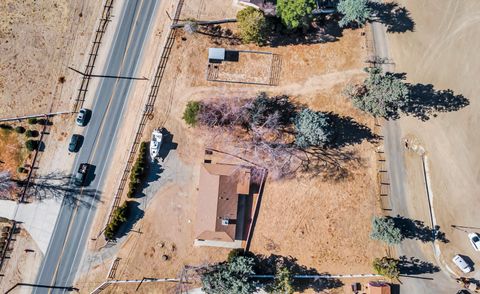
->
[402,83,470,121]
[20,172,103,209]
[296,147,364,182]
[265,16,342,47]
[398,256,440,275]
[326,113,379,148]
[197,25,242,46]
[136,162,164,198]
[370,2,415,33]
[388,215,449,243]
[116,201,144,239]
[255,254,343,292]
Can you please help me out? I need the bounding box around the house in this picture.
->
[194,163,251,248]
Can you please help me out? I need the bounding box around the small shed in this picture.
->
[208,48,225,63]
[368,281,391,294]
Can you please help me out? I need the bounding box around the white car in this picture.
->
[453,255,472,274]
[468,233,480,251]
[76,108,88,126]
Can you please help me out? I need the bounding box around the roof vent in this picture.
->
[221,218,230,226]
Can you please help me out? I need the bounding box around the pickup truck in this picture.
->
[74,163,89,186]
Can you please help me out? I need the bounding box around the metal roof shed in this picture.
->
[208,48,225,62]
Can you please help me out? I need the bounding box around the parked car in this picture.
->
[468,233,480,251]
[76,108,88,126]
[453,255,472,273]
[74,163,89,186]
[68,134,82,152]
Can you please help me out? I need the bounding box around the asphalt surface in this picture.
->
[34,0,159,292]
[370,18,459,293]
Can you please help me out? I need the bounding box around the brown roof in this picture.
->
[195,163,251,242]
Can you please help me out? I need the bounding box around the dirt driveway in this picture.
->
[387,0,480,280]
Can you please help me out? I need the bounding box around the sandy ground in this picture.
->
[387,0,480,279]
[75,1,385,292]
[0,227,43,294]
[0,0,105,117]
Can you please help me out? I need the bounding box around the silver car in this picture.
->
[468,233,480,251]
[76,108,88,126]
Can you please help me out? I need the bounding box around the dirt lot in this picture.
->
[387,0,480,278]
[76,3,385,292]
[0,226,42,294]
[0,0,104,117]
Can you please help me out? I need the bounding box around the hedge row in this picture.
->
[127,142,148,198]
[104,201,130,240]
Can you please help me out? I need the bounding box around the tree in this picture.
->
[183,101,201,126]
[270,266,294,294]
[337,0,372,28]
[372,257,400,279]
[201,256,256,294]
[15,126,25,134]
[25,140,38,151]
[104,201,130,240]
[276,0,316,30]
[0,171,16,199]
[27,118,38,125]
[183,20,198,34]
[237,7,266,44]
[294,109,333,148]
[344,67,409,117]
[370,216,403,245]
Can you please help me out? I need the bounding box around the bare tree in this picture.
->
[0,171,17,199]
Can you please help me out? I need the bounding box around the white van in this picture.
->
[453,255,472,273]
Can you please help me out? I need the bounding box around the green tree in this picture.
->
[25,140,38,151]
[201,256,256,294]
[237,7,266,44]
[15,126,26,134]
[337,0,372,27]
[294,109,333,148]
[183,101,201,126]
[276,0,316,30]
[370,216,403,245]
[270,266,294,294]
[27,118,38,125]
[372,257,400,279]
[344,67,409,117]
[104,201,130,240]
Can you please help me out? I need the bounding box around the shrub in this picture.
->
[25,140,38,151]
[370,216,403,245]
[237,7,266,44]
[17,167,25,173]
[58,76,66,83]
[183,101,201,126]
[373,257,400,279]
[27,118,38,125]
[127,142,148,198]
[25,130,39,138]
[294,109,333,148]
[104,201,130,240]
[15,126,26,134]
[271,266,294,294]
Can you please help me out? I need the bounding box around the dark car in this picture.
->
[76,108,88,126]
[74,163,89,186]
[68,134,82,152]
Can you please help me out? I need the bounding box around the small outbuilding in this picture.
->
[368,281,391,294]
[208,48,225,63]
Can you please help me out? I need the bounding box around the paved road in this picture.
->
[370,19,459,293]
[34,0,159,292]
